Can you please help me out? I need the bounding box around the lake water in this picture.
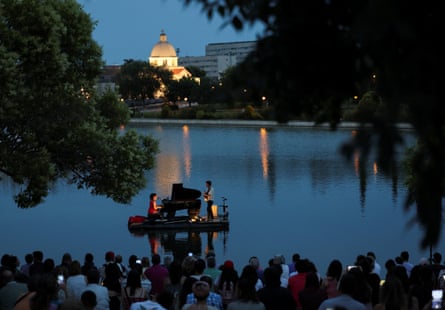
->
[1,121,442,275]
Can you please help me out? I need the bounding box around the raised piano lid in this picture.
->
[171,183,201,200]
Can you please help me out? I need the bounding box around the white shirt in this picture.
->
[66,274,87,300]
[255,278,264,291]
[204,186,214,201]
[82,283,110,310]
[403,261,414,277]
[280,264,289,288]
[373,261,382,277]
[130,300,167,310]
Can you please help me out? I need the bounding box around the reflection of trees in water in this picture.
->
[308,150,408,211]
[146,230,228,263]
[266,152,276,202]
[308,158,356,188]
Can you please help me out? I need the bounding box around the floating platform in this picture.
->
[128,215,229,232]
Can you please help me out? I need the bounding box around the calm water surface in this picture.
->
[1,122,442,274]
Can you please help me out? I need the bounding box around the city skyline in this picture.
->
[79,0,264,65]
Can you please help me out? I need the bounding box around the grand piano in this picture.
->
[161,183,202,219]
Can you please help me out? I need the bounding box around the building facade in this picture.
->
[149,30,191,81]
[96,64,121,94]
[97,33,257,93]
[179,41,256,79]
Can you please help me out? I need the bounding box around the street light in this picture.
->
[371,74,377,90]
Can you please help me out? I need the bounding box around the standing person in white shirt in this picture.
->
[203,180,214,220]
[273,254,289,288]
[66,260,87,300]
[400,251,414,277]
[367,251,382,277]
[82,269,110,310]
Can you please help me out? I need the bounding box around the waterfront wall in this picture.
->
[129,118,414,130]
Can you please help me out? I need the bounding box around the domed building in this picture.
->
[149,30,191,81]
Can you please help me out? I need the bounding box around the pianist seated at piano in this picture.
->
[147,193,163,219]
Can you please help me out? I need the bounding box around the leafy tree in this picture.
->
[165,77,200,103]
[182,0,443,248]
[115,59,172,102]
[220,66,257,107]
[351,91,385,123]
[193,77,218,104]
[95,90,131,129]
[0,0,159,208]
[185,65,207,78]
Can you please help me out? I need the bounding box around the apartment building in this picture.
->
[179,41,256,79]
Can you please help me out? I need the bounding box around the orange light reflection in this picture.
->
[259,128,269,179]
[182,125,191,177]
[354,151,360,176]
[154,125,181,197]
[351,129,379,176]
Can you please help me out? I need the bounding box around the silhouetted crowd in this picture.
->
[1,249,444,310]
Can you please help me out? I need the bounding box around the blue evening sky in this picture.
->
[78,0,264,65]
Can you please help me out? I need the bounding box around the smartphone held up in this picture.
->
[432,289,443,309]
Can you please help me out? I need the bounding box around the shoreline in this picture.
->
[129,118,414,130]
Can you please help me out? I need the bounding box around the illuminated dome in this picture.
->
[150,30,177,57]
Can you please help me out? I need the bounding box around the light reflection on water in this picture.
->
[1,123,440,274]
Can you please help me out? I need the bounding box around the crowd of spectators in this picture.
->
[0,249,443,310]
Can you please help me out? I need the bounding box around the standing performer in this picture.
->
[203,180,214,220]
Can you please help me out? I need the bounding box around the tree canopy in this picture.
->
[183,0,444,248]
[115,59,173,102]
[0,0,159,208]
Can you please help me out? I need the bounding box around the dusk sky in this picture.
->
[78,0,264,65]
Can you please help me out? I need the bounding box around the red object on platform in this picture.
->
[128,215,145,224]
